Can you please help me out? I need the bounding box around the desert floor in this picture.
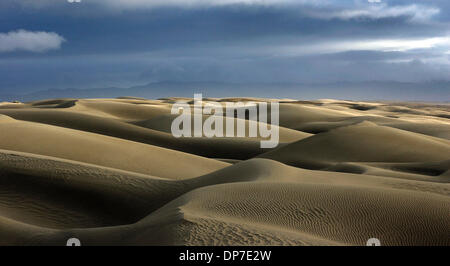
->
[0,97,449,245]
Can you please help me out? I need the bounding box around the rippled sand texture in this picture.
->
[0,98,449,245]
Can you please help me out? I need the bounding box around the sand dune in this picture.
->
[0,98,449,246]
[0,109,283,160]
[141,181,449,246]
[277,103,353,129]
[260,121,450,168]
[0,115,228,179]
[134,113,311,142]
[1,154,448,246]
[0,100,311,160]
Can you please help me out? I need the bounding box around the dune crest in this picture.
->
[260,121,450,169]
[0,118,228,179]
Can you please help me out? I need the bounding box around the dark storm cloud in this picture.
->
[0,0,449,99]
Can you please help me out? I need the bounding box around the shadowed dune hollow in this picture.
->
[0,97,449,246]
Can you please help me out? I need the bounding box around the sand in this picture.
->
[0,97,449,246]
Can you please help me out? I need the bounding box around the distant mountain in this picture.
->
[1,81,449,102]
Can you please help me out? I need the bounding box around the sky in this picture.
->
[0,0,449,99]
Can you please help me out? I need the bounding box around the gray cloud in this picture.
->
[0,0,315,10]
[310,4,440,22]
[0,29,65,53]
